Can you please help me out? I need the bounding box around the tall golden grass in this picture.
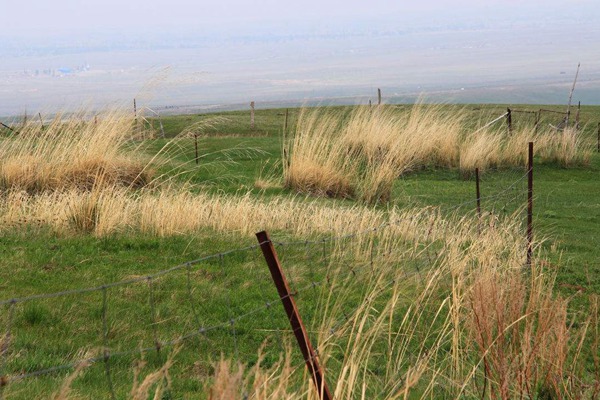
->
[284,106,592,202]
[37,201,598,399]
[195,211,597,399]
[130,210,593,399]
[0,110,151,193]
[283,105,465,204]
[1,106,596,398]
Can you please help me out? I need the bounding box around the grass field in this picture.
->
[0,104,599,398]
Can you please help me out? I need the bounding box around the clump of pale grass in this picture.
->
[0,184,454,240]
[41,206,597,398]
[207,345,300,400]
[538,127,592,167]
[466,265,568,399]
[0,110,151,193]
[284,105,466,204]
[285,105,591,200]
[129,354,174,400]
[458,124,592,176]
[459,130,503,175]
[205,211,595,399]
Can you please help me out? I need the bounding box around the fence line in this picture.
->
[272,167,530,248]
[0,170,532,396]
[2,234,427,387]
[0,166,530,309]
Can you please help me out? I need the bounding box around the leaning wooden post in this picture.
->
[256,231,333,400]
[194,134,199,165]
[527,142,534,268]
[506,108,512,135]
[475,168,481,219]
[250,101,255,129]
[0,122,15,132]
[377,88,382,105]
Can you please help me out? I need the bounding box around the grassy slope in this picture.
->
[154,105,600,297]
[0,104,599,398]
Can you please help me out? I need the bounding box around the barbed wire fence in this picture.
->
[0,162,534,398]
[0,103,591,397]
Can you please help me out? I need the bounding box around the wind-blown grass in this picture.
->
[0,110,151,193]
[1,105,597,399]
[284,105,592,203]
[50,209,591,400]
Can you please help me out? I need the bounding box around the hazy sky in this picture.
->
[1,0,599,115]
[2,0,597,38]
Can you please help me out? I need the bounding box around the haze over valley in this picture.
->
[1,1,599,116]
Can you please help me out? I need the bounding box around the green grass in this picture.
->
[1,104,599,398]
[155,107,294,138]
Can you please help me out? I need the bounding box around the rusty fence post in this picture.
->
[194,134,199,165]
[527,142,533,268]
[256,231,333,400]
[133,98,139,136]
[475,168,481,219]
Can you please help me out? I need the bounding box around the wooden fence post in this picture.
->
[475,168,481,219]
[256,231,333,400]
[534,110,541,134]
[250,101,255,129]
[38,113,44,130]
[506,108,512,135]
[194,134,199,165]
[133,98,139,135]
[527,142,533,268]
[377,88,382,105]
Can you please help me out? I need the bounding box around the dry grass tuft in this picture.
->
[45,207,598,399]
[467,265,568,399]
[284,105,591,202]
[538,128,592,167]
[129,347,178,400]
[0,110,152,193]
[284,105,466,204]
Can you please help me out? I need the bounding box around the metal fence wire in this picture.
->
[0,168,533,398]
